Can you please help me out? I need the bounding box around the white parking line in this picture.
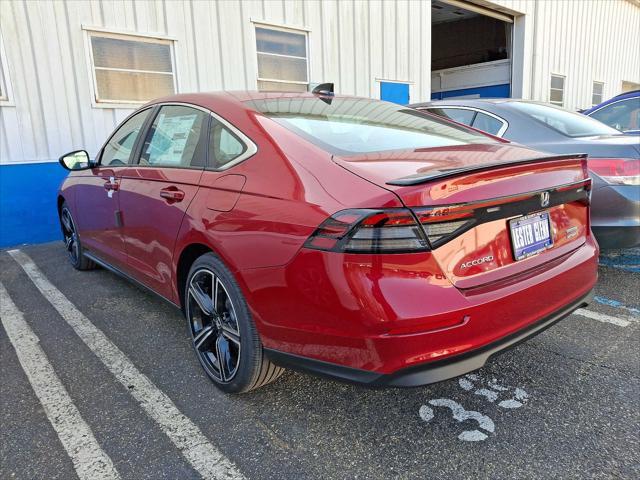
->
[0,282,121,480]
[574,308,631,327]
[8,250,245,480]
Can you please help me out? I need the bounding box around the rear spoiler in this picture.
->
[386,153,588,186]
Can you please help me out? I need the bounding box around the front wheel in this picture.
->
[185,252,284,393]
[60,203,95,271]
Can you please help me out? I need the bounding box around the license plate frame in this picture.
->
[509,211,553,261]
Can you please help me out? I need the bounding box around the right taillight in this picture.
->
[589,158,640,185]
[304,208,430,253]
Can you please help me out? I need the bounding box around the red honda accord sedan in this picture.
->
[57,90,598,393]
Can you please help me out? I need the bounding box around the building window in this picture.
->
[592,81,604,106]
[255,25,308,92]
[0,61,7,101]
[549,74,565,107]
[87,31,176,104]
[0,34,10,102]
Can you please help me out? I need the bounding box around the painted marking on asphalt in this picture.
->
[0,282,121,480]
[593,296,640,316]
[574,308,632,327]
[458,374,529,409]
[419,399,495,442]
[8,250,245,480]
[598,249,640,273]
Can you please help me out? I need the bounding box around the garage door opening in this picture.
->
[431,0,513,100]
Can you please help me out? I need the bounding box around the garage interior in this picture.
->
[431,0,513,100]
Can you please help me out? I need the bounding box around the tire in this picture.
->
[59,202,96,271]
[185,252,284,393]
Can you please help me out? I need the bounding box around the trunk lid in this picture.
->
[333,144,592,289]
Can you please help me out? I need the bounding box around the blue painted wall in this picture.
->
[0,163,69,248]
[380,82,410,105]
[431,83,510,100]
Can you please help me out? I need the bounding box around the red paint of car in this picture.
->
[58,92,598,388]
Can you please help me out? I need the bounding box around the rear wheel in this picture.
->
[60,203,95,271]
[185,252,284,393]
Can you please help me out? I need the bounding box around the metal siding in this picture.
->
[1,0,639,166]
[493,0,640,110]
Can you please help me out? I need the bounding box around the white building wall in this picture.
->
[1,0,639,166]
[490,0,640,110]
[0,0,431,165]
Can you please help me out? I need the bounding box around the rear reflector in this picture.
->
[589,158,640,185]
[304,209,430,253]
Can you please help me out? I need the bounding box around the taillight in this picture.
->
[589,158,640,186]
[304,209,430,253]
[413,207,475,247]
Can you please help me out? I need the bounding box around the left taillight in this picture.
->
[304,208,430,253]
[589,158,640,186]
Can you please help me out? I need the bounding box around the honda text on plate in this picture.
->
[57,88,598,393]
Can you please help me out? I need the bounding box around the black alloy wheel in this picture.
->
[185,253,284,393]
[60,203,95,270]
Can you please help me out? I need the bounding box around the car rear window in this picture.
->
[510,102,621,137]
[245,97,495,155]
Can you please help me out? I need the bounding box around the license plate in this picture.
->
[509,212,553,261]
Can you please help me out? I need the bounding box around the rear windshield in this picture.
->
[245,97,495,155]
[510,102,621,137]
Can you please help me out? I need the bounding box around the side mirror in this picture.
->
[59,150,93,171]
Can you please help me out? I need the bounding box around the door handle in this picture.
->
[104,176,119,191]
[159,187,185,203]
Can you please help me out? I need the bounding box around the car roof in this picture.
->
[412,98,544,108]
[144,91,366,114]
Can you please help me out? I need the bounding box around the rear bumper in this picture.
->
[591,184,640,249]
[266,289,593,387]
[242,234,599,379]
[592,226,640,249]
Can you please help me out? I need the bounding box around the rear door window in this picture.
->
[139,105,208,168]
[428,107,475,126]
[472,112,505,136]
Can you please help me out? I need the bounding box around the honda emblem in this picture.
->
[540,191,550,208]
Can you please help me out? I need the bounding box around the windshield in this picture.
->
[246,97,495,155]
[510,102,621,137]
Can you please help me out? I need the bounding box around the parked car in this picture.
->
[582,90,640,135]
[57,91,597,393]
[411,99,640,249]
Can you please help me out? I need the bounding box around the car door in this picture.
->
[77,108,152,268]
[117,104,209,299]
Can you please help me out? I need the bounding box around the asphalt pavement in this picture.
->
[1,242,638,480]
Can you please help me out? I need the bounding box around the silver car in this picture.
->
[411,99,640,249]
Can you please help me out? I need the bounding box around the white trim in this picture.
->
[83,29,177,109]
[81,24,178,41]
[0,32,15,105]
[250,18,311,32]
[256,78,308,85]
[94,66,174,75]
[375,78,415,85]
[0,159,60,166]
[439,0,514,23]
